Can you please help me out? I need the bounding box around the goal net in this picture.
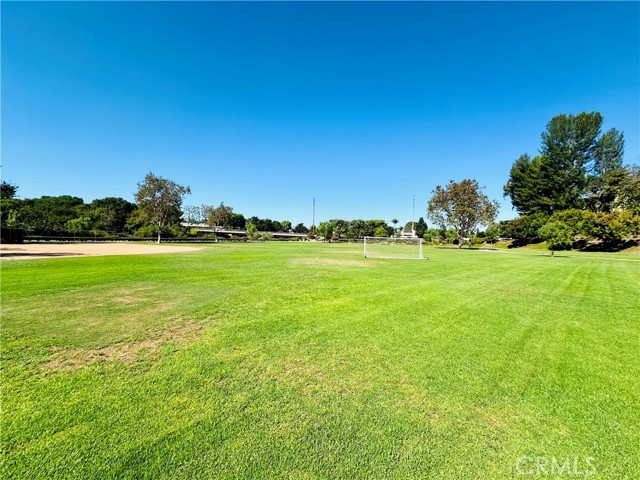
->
[363,236,426,260]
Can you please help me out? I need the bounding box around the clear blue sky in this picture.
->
[3,1,639,226]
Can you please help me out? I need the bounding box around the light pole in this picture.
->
[412,194,415,234]
[312,197,316,237]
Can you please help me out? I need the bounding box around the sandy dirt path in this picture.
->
[0,243,201,260]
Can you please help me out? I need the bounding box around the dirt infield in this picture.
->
[0,243,201,261]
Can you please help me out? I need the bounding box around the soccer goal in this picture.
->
[363,236,427,260]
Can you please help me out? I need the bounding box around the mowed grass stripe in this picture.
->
[1,243,638,478]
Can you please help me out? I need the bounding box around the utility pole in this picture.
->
[412,194,415,233]
[312,197,316,235]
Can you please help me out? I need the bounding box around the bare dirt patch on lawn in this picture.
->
[43,321,206,372]
[0,242,201,260]
[289,258,374,267]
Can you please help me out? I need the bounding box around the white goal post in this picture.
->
[363,236,426,260]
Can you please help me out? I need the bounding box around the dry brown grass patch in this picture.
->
[478,405,523,431]
[43,321,206,372]
[290,258,374,267]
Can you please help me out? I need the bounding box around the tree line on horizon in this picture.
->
[2,111,639,250]
[0,184,311,242]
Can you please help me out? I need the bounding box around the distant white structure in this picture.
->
[400,227,417,239]
[400,221,417,238]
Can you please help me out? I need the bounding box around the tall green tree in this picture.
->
[135,173,190,243]
[504,154,549,215]
[363,220,391,237]
[504,112,625,216]
[205,202,233,229]
[584,129,625,211]
[415,217,428,238]
[615,165,640,214]
[317,222,334,240]
[541,112,602,171]
[585,168,628,213]
[329,219,349,238]
[592,128,624,176]
[427,179,499,249]
[348,219,364,239]
[229,213,246,229]
[293,223,308,234]
[88,197,136,233]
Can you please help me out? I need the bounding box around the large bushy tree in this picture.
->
[2,196,85,235]
[538,220,573,256]
[293,222,308,234]
[615,166,640,214]
[229,213,246,229]
[247,216,284,232]
[415,217,428,238]
[499,214,548,245]
[206,202,234,229]
[348,220,365,239]
[88,197,136,233]
[135,172,190,243]
[592,128,624,176]
[428,179,499,248]
[0,181,18,200]
[504,112,626,216]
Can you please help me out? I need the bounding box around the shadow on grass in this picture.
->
[0,252,86,259]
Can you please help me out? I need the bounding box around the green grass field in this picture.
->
[2,243,639,478]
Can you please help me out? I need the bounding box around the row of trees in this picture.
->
[0,174,308,242]
[498,209,640,250]
[315,219,394,241]
[1,193,139,237]
[3,112,637,250]
[503,113,637,216]
[498,112,639,251]
[182,203,308,234]
[311,214,503,247]
[419,114,636,253]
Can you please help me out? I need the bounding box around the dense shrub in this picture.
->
[445,228,458,244]
[485,224,500,243]
[133,225,157,238]
[423,229,440,244]
[550,209,594,236]
[166,224,188,238]
[373,226,387,238]
[500,214,548,246]
[583,210,640,245]
[539,220,573,254]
